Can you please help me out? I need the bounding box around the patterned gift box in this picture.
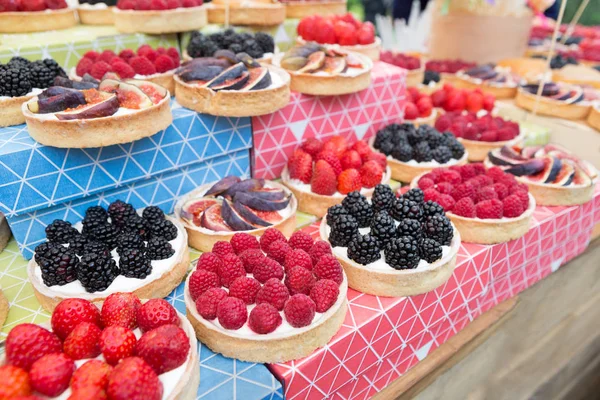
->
[251,62,407,179]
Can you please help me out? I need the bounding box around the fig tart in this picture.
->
[515,82,598,120]
[206,0,285,26]
[452,64,522,99]
[0,4,77,33]
[113,0,207,34]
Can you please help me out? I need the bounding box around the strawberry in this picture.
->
[253,256,284,283]
[195,288,228,320]
[101,292,141,329]
[128,56,156,76]
[217,297,248,330]
[323,136,348,158]
[136,299,179,332]
[483,94,495,111]
[230,232,260,254]
[288,230,314,253]
[229,276,261,304]
[351,140,371,162]
[0,365,31,398]
[311,160,337,195]
[63,322,102,360]
[136,325,190,374]
[404,102,419,120]
[52,298,102,340]
[297,15,319,41]
[99,326,136,366]
[6,324,62,370]
[310,279,340,312]
[337,169,361,194]
[360,160,384,188]
[465,92,484,113]
[68,386,107,400]
[300,137,323,157]
[431,89,447,107]
[334,20,356,44]
[285,266,316,295]
[315,19,336,44]
[364,151,387,170]
[315,150,342,176]
[29,353,75,397]
[340,150,362,170]
[284,294,316,328]
[287,149,312,183]
[357,26,375,45]
[248,304,282,334]
[416,96,433,117]
[107,357,162,400]
[444,92,466,112]
[70,360,112,392]
[259,227,286,252]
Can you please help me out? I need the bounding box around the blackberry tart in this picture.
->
[184,30,277,64]
[320,187,460,297]
[27,201,189,312]
[77,0,117,24]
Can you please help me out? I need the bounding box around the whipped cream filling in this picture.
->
[78,2,109,8]
[272,53,371,78]
[387,154,463,168]
[0,87,43,101]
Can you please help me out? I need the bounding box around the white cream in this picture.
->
[78,2,109,8]
[0,87,43,101]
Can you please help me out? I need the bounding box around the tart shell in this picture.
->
[0,8,77,33]
[70,69,177,98]
[406,65,425,87]
[22,94,172,148]
[515,88,592,120]
[173,181,298,253]
[0,289,8,329]
[77,6,115,24]
[0,94,34,128]
[588,105,600,131]
[296,36,382,61]
[284,0,347,19]
[206,2,285,26]
[113,6,207,34]
[459,132,524,162]
[451,75,517,99]
[174,66,290,117]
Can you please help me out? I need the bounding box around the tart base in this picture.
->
[452,76,517,99]
[77,6,115,24]
[206,2,285,26]
[406,66,425,87]
[284,0,347,19]
[0,94,33,128]
[296,36,381,61]
[407,108,438,128]
[518,179,596,206]
[588,106,600,131]
[0,8,77,33]
[459,133,524,162]
[515,89,591,120]
[113,6,207,34]
[0,289,8,330]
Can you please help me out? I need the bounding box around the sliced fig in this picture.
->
[247,188,285,201]
[182,198,219,217]
[547,150,598,180]
[255,210,283,223]
[232,201,273,227]
[221,199,255,231]
[181,57,232,69]
[577,160,597,180]
[552,90,572,101]
[522,146,542,159]
[82,73,100,83]
[39,86,80,99]
[124,79,168,104]
[201,204,232,232]
[520,156,562,183]
[320,57,347,75]
[488,149,520,166]
[572,165,593,186]
[207,63,249,91]
[222,179,265,198]
[204,176,242,197]
[500,146,528,161]
[543,143,571,154]
[241,67,272,91]
[179,66,225,83]
[552,160,575,185]
[55,93,119,120]
[345,53,364,69]
[298,51,325,73]
[464,64,494,77]
[98,78,121,93]
[28,91,86,114]
[114,81,153,109]
[281,56,308,71]
[102,72,121,80]
[234,191,290,211]
[214,49,238,64]
[505,158,546,177]
[53,76,98,90]
[284,44,322,59]
[236,52,261,68]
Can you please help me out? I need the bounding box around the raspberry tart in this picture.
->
[380,51,424,87]
[404,87,437,126]
[411,164,535,244]
[22,76,172,148]
[184,230,348,363]
[452,64,522,99]
[175,176,298,252]
[515,82,598,120]
[0,57,67,128]
[72,46,181,94]
[273,43,372,96]
[282,136,392,218]
[206,0,285,26]
[371,123,468,183]
[283,0,346,19]
[27,201,189,312]
[77,0,116,24]
[0,294,199,400]
[486,144,598,206]
[174,52,290,116]
[0,0,77,33]
[114,0,207,34]
[588,103,600,131]
[185,30,276,63]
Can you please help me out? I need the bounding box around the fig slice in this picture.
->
[232,201,273,227]
[204,176,242,197]
[345,53,364,69]
[221,199,255,231]
[98,78,121,93]
[235,52,261,68]
[320,57,347,75]
[179,66,225,83]
[499,146,528,161]
[234,191,290,211]
[488,149,521,166]
[39,86,81,99]
[181,198,219,221]
[53,76,98,90]
[247,188,286,201]
[124,79,168,103]
[284,43,322,60]
[207,63,249,91]
[214,49,238,64]
[281,56,308,71]
[28,91,87,114]
[572,164,593,186]
[241,67,272,91]
[298,51,325,73]
[552,160,575,186]
[222,179,265,198]
[505,158,546,177]
[522,146,542,159]
[98,80,154,110]
[519,156,562,184]
[55,93,119,121]
[201,204,232,232]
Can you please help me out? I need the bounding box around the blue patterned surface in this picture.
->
[0,102,252,217]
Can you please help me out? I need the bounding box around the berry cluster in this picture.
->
[0,0,67,12]
[380,51,421,71]
[1,294,189,399]
[0,57,65,98]
[416,164,531,219]
[190,230,344,333]
[435,112,520,143]
[326,187,454,269]
[430,83,495,113]
[287,136,388,195]
[34,201,177,293]
[75,45,181,80]
[187,30,275,59]
[373,123,465,164]
[404,87,433,120]
[297,13,376,46]
[117,0,202,10]
[425,59,477,74]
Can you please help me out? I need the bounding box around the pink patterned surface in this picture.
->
[251,62,407,179]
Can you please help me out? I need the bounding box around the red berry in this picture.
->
[0,365,31,398]
[68,385,107,400]
[217,253,245,288]
[340,150,362,170]
[238,249,265,273]
[196,252,223,274]
[212,241,234,257]
[338,169,362,194]
[423,187,441,203]
[418,177,435,190]
[229,276,261,304]
[476,186,498,203]
[128,56,156,76]
[248,303,282,334]
[100,326,137,366]
[136,299,179,333]
[416,96,433,117]
[360,160,384,189]
[189,269,220,300]
[503,194,525,218]
[217,297,248,330]
[101,292,141,329]
[107,357,162,400]
[119,49,135,60]
[285,266,316,295]
[259,228,286,252]
[404,102,419,120]
[466,92,483,113]
[475,199,503,219]
[452,197,476,218]
[266,240,292,264]
[117,0,135,8]
[89,61,111,80]
[112,62,135,79]
[51,298,101,340]
[6,324,62,371]
[313,254,343,284]
[308,240,332,266]
[29,353,74,397]
[431,90,447,107]
[166,47,180,62]
[284,294,316,328]
[364,151,387,170]
[230,232,260,254]
[195,288,228,320]
[437,194,456,211]
[288,230,314,253]
[284,249,313,272]
[70,359,112,392]
[63,322,102,360]
[438,170,462,185]
[486,166,506,182]
[253,257,284,284]
[492,182,509,200]
[255,278,290,311]
[310,279,340,312]
[311,160,337,196]
[315,150,343,177]
[436,181,454,195]
[288,149,313,184]
[324,136,348,158]
[98,49,116,64]
[451,182,476,201]
[512,189,530,210]
[75,58,93,77]
[301,138,323,157]
[459,164,477,181]
[83,50,100,61]
[136,324,190,374]
[480,130,498,142]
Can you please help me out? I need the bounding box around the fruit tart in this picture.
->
[72,46,181,94]
[296,14,381,61]
[0,57,67,128]
[515,82,599,120]
[588,102,600,131]
[380,51,424,87]
[404,87,437,126]
[78,0,116,24]
[435,112,523,161]
[283,0,346,19]
[28,202,189,312]
[452,64,522,99]
[486,144,598,206]
[425,58,477,81]
[0,288,7,329]
[185,30,276,64]
[371,123,468,183]
[320,188,460,297]
[206,0,285,26]
[411,164,535,244]
[174,51,290,116]
[175,177,298,252]
[22,76,172,148]
[282,136,392,218]
[273,43,372,96]
[0,294,199,400]
[0,0,77,33]
[430,83,496,115]
[114,0,207,34]
[184,230,348,363]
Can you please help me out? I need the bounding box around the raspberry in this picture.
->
[255,278,289,311]
[136,299,179,333]
[83,50,100,61]
[5,324,62,371]
[475,199,503,219]
[154,54,175,73]
[89,61,111,80]
[29,353,75,397]
[70,360,112,392]
[310,279,340,313]
[98,50,116,64]
[0,365,31,398]
[438,170,462,185]
[267,240,292,264]
[128,56,156,76]
[189,269,220,300]
[137,46,157,61]
[63,322,102,360]
[117,0,135,9]
[459,164,477,181]
[100,326,137,366]
[436,181,454,195]
[288,230,314,253]
[196,288,228,320]
[512,189,530,209]
[135,324,190,374]
[248,303,282,334]
[217,253,245,288]
[418,177,435,190]
[284,248,313,273]
[308,240,332,266]
[260,228,287,252]
[253,257,284,283]
[231,232,260,255]
[76,58,93,77]
[469,175,493,189]
[150,0,167,9]
[476,186,498,203]
[284,294,316,328]
[492,182,508,200]
[167,47,180,61]
[238,249,265,273]
[436,194,456,211]
[118,49,135,60]
[212,241,235,257]
[196,252,223,274]
[421,171,440,183]
[451,182,476,201]
[503,194,525,218]
[285,266,316,295]
[486,166,505,182]
[423,187,440,203]
[217,297,248,330]
[112,62,135,79]
[452,197,476,218]
[51,298,102,340]
[313,254,343,285]
[229,276,261,304]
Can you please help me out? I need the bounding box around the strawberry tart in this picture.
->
[404,87,437,126]
[77,0,116,24]
[371,123,468,183]
[486,144,598,206]
[430,83,496,115]
[411,164,535,244]
[22,76,172,148]
[175,177,298,252]
[515,82,599,120]
[206,0,285,26]
[72,46,181,94]
[0,294,199,399]
[588,102,600,130]
[282,136,391,218]
[452,64,522,99]
[27,201,189,312]
[380,51,424,87]
[114,0,207,34]
[282,0,346,19]
[184,230,348,363]
[273,43,372,96]
[0,0,77,33]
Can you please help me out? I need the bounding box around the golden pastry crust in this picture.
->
[284,0,346,19]
[0,289,8,330]
[406,66,425,87]
[296,36,381,61]
[0,8,77,33]
[515,87,592,120]
[77,6,115,24]
[451,75,517,99]
[0,94,34,128]
[206,1,285,25]
[113,6,207,34]
[588,105,600,131]
[459,132,524,162]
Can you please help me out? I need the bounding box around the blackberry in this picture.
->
[82,240,110,257]
[116,231,145,255]
[329,214,359,247]
[77,253,119,293]
[396,218,422,241]
[374,127,393,149]
[423,70,440,85]
[149,218,177,241]
[370,211,396,248]
[422,200,445,218]
[228,43,243,54]
[82,215,103,237]
[406,126,424,146]
[390,198,423,221]
[38,246,78,287]
[34,241,61,264]
[348,234,381,265]
[448,140,465,160]
[384,236,420,270]
[242,39,264,59]
[420,238,443,263]
[378,140,394,156]
[142,206,165,222]
[254,32,275,53]
[68,233,90,256]
[45,220,78,244]
[88,223,119,250]
[85,206,108,222]
[326,204,348,226]
[402,188,424,205]
[7,56,31,68]
[29,61,55,89]
[341,191,372,228]
[441,131,456,146]
[372,184,395,213]
[0,67,32,97]
[146,236,175,260]
[187,35,219,58]
[425,130,444,149]
[119,248,152,279]
[391,143,413,162]
[432,146,453,164]
[422,215,453,246]
[390,129,409,145]
[239,32,253,42]
[413,141,433,162]
[108,200,136,227]
[122,215,151,240]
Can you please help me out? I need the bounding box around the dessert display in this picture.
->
[0,0,77,33]
[588,103,600,131]
[430,83,496,114]
[320,187,460,297]
[552,63,600,89]
[282,0,347,19]
[425,58,477,81]
[485,144,598,206]
[22,75,172,148]
[296,14,380,61]
[27,201,189,311]
[175,176,297,252]
[412,164,535,244]
[273,43,373,96]
[114,0,207,34]
[435,112,523,161]
[380,51,424,87]
[174,51,290,116]
[72,46,181,94]
[78,0,116,24]
[515,82,599,120]
[282,135,391,217]
[185,30,276,63]
[206,0,285,26]
[0,56,67,127]
[184,230,348,363]
[371,123,467,183]
[0,294,199,399]
[452,64,522,99]
[404,87,436,125]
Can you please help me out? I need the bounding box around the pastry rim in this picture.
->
[459,131,525,162]
[296,36,382,61]
[113,5,207,34]
[0,93,35,128]
[515,86,592,120]
[0,8,77,33]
